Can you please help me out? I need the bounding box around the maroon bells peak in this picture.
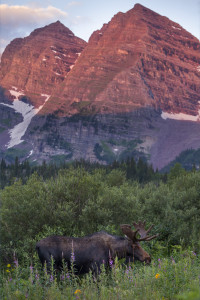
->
[0,4,200,169]
[0,21,86,107]
[40,3,200,117]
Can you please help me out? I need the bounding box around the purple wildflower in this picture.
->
[71,241,75,263]
[14,259,18,268]
[50,275,54,282]
[109,258,113,267]
[35,273,39,281]
[30,265,33,273]
[109,251,114,268]
[60,274,65,281]
[125,266,134,282]
[171,257,176,264]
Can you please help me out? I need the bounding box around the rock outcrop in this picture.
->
[0,21,86,107]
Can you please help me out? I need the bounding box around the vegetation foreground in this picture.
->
[1,248,200,299]
[1,160,200,299]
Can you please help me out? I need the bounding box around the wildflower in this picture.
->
[109,257,113,267]
[7,264,11,268]
[109,251,113,267]
[50,274,54,282]
[35,273,39,281]
[71,241,75,263]
[155,273,160,279]
[171,257,176,264]
[30,265,33,272]
[6,269,10,273]
[74,289,81,295]
[14,259,18,268]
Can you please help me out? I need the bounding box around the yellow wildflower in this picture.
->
[7,264,11,268]
[74,289,81,294]
[6,269,10,273]
[155,273,160,279]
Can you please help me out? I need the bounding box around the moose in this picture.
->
[36,221,158,274]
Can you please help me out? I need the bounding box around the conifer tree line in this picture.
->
[0,156,161,189]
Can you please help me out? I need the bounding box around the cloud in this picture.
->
[0,4,67,27]
[0,4,68,53]
[67,2,81,7]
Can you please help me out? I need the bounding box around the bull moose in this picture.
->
[36,221,158,274]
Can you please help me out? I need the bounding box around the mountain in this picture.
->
[0,21,86,107]
[42,4,200,116]
[161,148,200,172]
[0,4,200,169]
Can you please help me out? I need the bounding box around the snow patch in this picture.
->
[77,53,81,57]
[9,89,24,99]
[172,26,181,30]
[161,111,200,122]
[70,65,74,70]
[0,90,51,148]
[197,66,200,72]
[27,150,33,158]
[55,56,61,60]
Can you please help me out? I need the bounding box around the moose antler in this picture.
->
[120,221,158,242]
[120,224,138,241]
[133,221,159,241]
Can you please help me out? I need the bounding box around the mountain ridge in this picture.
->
[0,3,200,169]
[40,3,200,117]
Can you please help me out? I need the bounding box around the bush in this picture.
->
[1,166,200,264]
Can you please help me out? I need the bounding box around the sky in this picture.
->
[0,0,200,54]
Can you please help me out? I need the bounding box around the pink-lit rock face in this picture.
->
[0,21,86,108]
[40,4,200,117]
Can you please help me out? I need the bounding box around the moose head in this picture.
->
[120,221,158,264]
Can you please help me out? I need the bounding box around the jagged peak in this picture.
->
[30,20,74,37]
[132,3,163,18]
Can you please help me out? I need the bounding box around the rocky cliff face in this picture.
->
[41,4,200,117]
[0,21,86,107]
[0,4,200,169]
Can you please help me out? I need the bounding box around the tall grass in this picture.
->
[1,249,199,300]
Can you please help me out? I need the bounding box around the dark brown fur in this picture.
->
[36,231,151,274]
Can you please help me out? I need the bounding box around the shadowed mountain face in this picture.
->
[0,4,200,169]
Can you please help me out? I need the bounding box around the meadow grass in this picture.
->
[0,249,199,300]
